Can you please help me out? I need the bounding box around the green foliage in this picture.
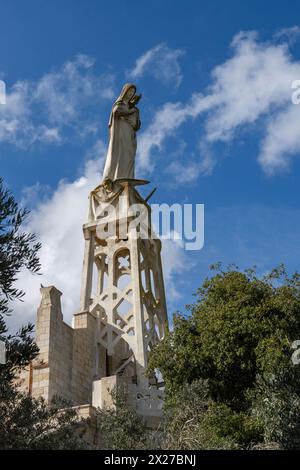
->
[250,373,300,449]
[0,178,87,449]
[0,391,88,449]
[149,264,300,449]
[162,380,262,450]
[0,177,41,396]
[0,177,41,317]
[95,387,160,450]
[0,320,39,396]
[0,177,41,400]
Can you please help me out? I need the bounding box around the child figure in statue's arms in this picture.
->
[128,94,142,131]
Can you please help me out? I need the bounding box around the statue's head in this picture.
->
[118,83,136,103]
[124,86,136,102]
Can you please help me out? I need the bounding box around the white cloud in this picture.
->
[161,237,193,301]
[137,93,215,173]
[274,25,300,43]
[127,43,185,88]
[85,138,107,161]
[204,31,295,143]
[138,30,300,176]
[167,160,201,184]
[34,55,113,125]
[0,55,114,148]
[0,79,5,105]
[8,153,104,331]
[258,103,300,172]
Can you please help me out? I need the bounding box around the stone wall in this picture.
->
[16,284,164,433]
[18,286,97,406]
[72,311,97,404]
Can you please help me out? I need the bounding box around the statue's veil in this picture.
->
[108,83,136,128]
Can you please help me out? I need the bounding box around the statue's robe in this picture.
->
[102,101,139,181]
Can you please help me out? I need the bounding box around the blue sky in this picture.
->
[1,0,300,327]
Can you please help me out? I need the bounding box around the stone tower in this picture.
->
[18,84,168,423]
[18,178,168,423]
[81,178,168,415]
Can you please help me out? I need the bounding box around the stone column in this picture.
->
[80,230,94,312]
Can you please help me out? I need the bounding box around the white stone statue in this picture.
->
[102,83,141,183]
